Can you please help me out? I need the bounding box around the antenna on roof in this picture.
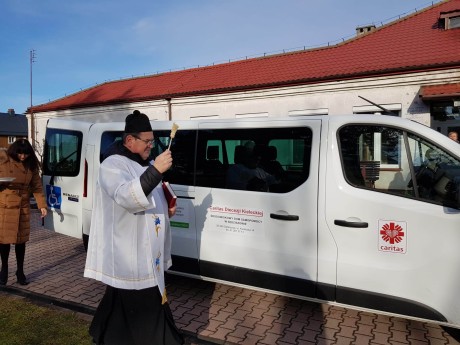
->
[358,95,399,116]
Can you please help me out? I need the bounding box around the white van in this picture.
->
[42,115,460,332]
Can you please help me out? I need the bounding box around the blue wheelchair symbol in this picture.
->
[46,185,62,209]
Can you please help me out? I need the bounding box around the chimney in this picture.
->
[356,25,376,36]
[7,108,15,116]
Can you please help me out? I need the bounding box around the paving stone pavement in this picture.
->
[0,210,459,345]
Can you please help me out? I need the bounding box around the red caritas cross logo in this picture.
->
[380,222,404,244]
[378,220,407,254]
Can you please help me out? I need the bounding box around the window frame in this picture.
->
[43,128,83,177]
[338,123,460,209]
[150,126,313,194]
[353,110,402,169]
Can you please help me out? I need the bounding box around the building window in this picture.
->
[235,112,268,119]
[288,108,329,116]
[440,10,460,29]
[449,15,460,29]
[8,136,16,144]
[431,101,460,121]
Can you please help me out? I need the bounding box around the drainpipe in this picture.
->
[166,98,172,121]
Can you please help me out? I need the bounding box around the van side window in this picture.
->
[43,128,82,176]
[100,131,123,162]
[339,125,460,208]
[196,127,312,193]
[152,130,196,186]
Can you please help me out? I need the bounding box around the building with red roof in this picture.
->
[29,0,460,145]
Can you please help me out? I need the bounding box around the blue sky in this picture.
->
[0,0,440,114]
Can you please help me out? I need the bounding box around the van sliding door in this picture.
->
[193,119,321,298]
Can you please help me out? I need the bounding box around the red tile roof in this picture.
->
[32,0,460,113]
[420,82,460,100]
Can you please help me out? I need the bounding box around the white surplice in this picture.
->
[84,154,172,302]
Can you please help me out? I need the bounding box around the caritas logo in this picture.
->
[378,220,407,254]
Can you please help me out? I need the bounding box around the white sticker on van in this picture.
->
[378,220,407,254]
[207,205,263,235]
[170,200,191,229]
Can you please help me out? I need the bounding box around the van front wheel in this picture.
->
[83,234,89,252]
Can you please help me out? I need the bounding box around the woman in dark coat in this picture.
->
[0,139,47,285]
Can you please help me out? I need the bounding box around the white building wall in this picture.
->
[30,68,460,147]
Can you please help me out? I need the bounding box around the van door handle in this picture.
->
[270,213,299,221]
[334,219,368,228]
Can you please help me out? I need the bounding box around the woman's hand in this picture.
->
[40,208,47,218]
[168,205,176,218]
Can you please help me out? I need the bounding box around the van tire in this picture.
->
[83,234,89,252]
[442,326,460,341]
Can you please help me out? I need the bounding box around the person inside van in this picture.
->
[226,141,278,192]
[259,145,285,180]
[415,148,445,200]
[84,110,184,345]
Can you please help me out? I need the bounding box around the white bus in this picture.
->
[42,115,460,334]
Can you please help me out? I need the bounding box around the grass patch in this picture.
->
[0,293,92,345]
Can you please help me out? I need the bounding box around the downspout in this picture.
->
[166,98,172,121]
